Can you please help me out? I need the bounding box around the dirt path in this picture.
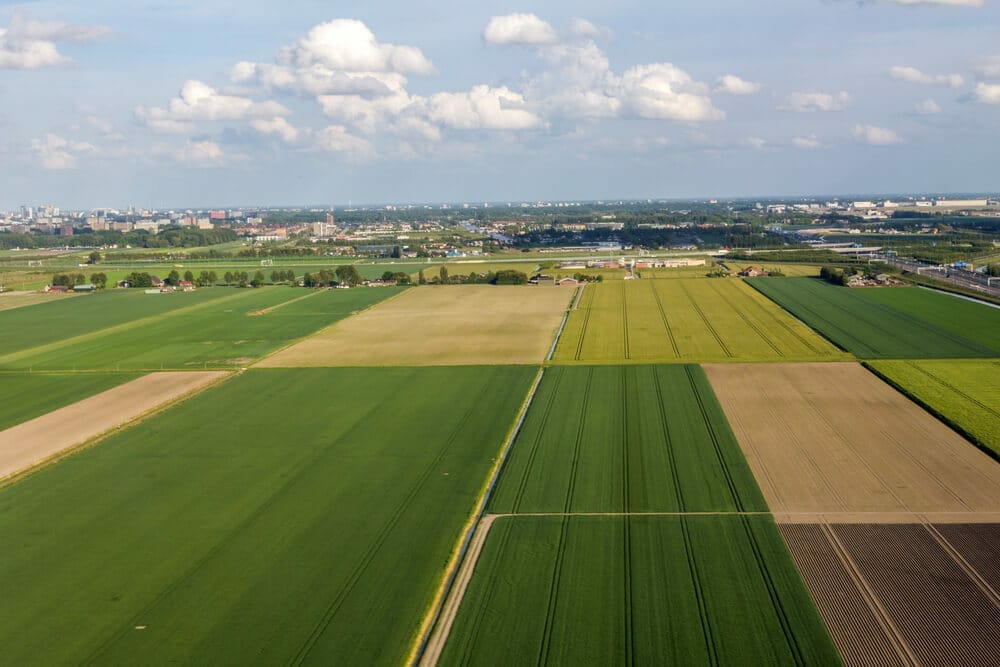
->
[0,371,227,482]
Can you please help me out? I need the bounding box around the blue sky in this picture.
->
[1,0,998,208]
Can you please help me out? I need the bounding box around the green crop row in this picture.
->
[0,372,139,431]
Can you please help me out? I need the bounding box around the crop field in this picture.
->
[1,287,402,370]
[0,291,79,312]
[440,515,840,666]
[748,278,999,358]
[490,365,766,514]
[0,372,138,431]
[0,366,535,665]
[705,362,1000,518]
[867,359,1000,458]
[552,278,845,363]
[260,285,571,367]
[781,523,1000,666]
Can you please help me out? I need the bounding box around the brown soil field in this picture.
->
[0,371,226,481]
[704,362,1000,517]
[781,523,1000,667]
[258,286,571,367]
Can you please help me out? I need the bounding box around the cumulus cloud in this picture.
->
[315,124,376,158]
[136,80,290,132]
[281,19,432,74]
[854,124,902,145]
[779,91,850,112]
[250,117,300,142]
[30,133,95,169]
[973,82,1000,104]
[915,98,941,114]
[568,18,607,39]
[620,64,724,121]
[423,85,544,130]
[714,75,761,95]
[792,135,821,149]
[483,13,557,45]
[976,56,1000,79]
[890,65,963,87]
[0,12,111,69]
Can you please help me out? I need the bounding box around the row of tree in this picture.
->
[51,272,107,288]
[417,267,529,285]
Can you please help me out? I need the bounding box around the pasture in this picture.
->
[440,515,839,666]
[0,372,138,431]
[0,366,535,665]
[748,278,999,358]
[1,287,402,370]
[490,365,765,513]
[552,279,845,363]
[259,285,571,367]
[867,359,1000,458]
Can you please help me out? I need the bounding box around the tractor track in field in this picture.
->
[677,281,732,358]
[648,282,681,358]
[704,280,784,357]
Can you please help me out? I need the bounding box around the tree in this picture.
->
[251,270,266,287]
[418,269,426,285]
[208,270,218,284]
[224,271,234,285]
[74,273,86,285]
[391,245,402,259]
[87,250,101,265]
[335,264,362,286]
[183,270,194,283]
[89,272,107,289]
[271,270,281,284]
[439,265,449,283]
[166,269,180,286]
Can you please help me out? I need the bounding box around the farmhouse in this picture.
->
[530,274,555,285]
[738,266,768,277]
[557,277,579,286]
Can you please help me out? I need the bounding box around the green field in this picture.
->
[491,365,767,513]
[553,279,845,363]
[0,366,535,664]
[866,359,1000,458]
[440,515,840,666]
[0,372,139,431]
[0,287,404,370]
[748,278,999,359]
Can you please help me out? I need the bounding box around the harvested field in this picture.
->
[781,522,1000,667]
[439,515,839,666]
[748,277,999,358]
[867,359,1000,459]
[0,371,225,481]
[0,372,139,431]
[490,365,766,514]
[704,362,1000,517]
[552,278,845,363]
[259,285,571,367]
[0,291,78,312]
[0,367,535,665]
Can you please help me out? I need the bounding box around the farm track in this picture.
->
[648,281,680,357]
[704,280,784,357]
[900,361,1000,420]
[677,281,732,358]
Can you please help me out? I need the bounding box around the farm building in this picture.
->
[738,266,768,277]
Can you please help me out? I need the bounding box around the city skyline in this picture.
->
[2,0,999,208]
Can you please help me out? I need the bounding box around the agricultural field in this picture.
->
[704,362,1000,519]
[0,290,78,312]
[867,359,1000,458]
[439,515,840,666]
[490,365,766,514]
[260,285,571,367]
[781,523,1000,666]
[0,372,138,431]
[0,366,535,665]
[1,287,402,370]
[552,278,845,363]
[748,277,999,358]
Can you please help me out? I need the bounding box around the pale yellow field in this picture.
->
[0,291,77,312]
[258,285,573,366]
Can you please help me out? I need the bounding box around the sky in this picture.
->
[1,0,998,208]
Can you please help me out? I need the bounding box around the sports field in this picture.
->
[1,287,402,370]
[0,366,535,664]
[867,359,1000,458]
[490,365,766,513]
[0,372,138,431]
[552,278,845,363]
[748,278,999,358]
[259,285,571,367]
[440,515,839,666]
[705,362,1000,519]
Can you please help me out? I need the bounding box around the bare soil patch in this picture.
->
[704,362,1000,517]
[259,286,571,366]
[0,371,226,481]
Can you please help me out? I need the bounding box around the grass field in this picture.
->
[1,287,403,370]
[260,285,571,367]
[0,366,535,665]
[440,515,840,666]
[0,372,138,431]
[866,359,1000,458]
[490,365,767,514]
[748,278,999,358]
[552,279,845,363]
[0,291,80,312]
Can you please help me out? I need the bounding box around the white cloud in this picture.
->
[280,19,432,75]
[424,85,544,130]
[0,12,111,69]
[483,13,558,45]
[973,82,1000,104]
[889,66,963,88]
[714,75,761,95]
[779,91,850,112]
[620,64,724,121]
[315,124,376,158]
[792,135,821,149]
[854,124,902,145]
[976,56,1000,79]
[250,117,300,142]
[185,140,225,162]
[915,98,941,114]
[136,80,290,132]
[30,133,95,169]
[744,137,767,149]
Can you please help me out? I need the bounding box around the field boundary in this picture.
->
[546,287,578,361]
[743,278,853,356]
[861,361,999,464]
[407,367,546,667]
